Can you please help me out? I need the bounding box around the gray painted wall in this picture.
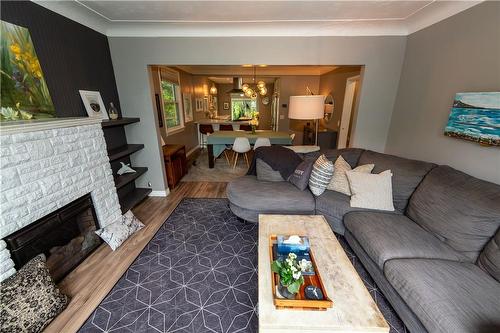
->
[385,2,500,184]
[108,36,406,191]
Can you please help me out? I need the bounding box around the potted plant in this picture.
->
[271,253,305,299]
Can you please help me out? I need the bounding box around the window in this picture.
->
[231,97,257,120]
[158,67,184,135]
[161,80,182,130]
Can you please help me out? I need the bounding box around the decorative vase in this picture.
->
[278,279,296,300]
[108,102,119,120]
[251,125,256,134]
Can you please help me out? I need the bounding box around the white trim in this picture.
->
[149,190,169,197]
[338,75,359,149]
[0,117,102,135]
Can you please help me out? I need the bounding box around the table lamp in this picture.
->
[288,95,326,145]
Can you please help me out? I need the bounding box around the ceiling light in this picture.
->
[258,64,268,67]
[242,64,253,67]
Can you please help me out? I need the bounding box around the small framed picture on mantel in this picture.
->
[79,90,108,119]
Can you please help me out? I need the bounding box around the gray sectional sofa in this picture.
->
[227,148,500,333]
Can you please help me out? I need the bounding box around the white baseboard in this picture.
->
[149,189,169,197]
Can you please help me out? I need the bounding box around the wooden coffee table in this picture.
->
[258,215,389,333]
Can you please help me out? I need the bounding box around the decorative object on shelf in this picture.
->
[223,102,230,110]
[117,162,136,176]
[108,102,119,120]
[288,95,326,145]
[183,93,193,122]
[444,92,500,146]
[271,252,305,299]
[209,83,217,95]
[0,20,55,121]
[195,98,204,112]
[79,90,108,119]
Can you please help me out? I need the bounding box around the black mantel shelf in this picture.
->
[113,167,148,190]
[108,144,144,162]
[120,188,152,213]
[102,117,140,128]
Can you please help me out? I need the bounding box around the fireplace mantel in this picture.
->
[0,117,102,135]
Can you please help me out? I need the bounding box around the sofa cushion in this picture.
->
[345,212,465,270]
[303,148,364,168]
[227,175,315,216]
[478,229,500,282]
[315,190,397,234]
[358,150,436,212]
[407,165,500,261]
[256,159,285,182]
[385,259,500,333]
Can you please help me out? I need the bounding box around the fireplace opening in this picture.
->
[5,194,102,282]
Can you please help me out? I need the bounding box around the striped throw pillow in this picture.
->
[309,154,334,196]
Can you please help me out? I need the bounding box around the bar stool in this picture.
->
[239,124,252,131]
[253,137,271,150]
[199,124,214,149]
[232,137,251,169]
[219,124,234,131]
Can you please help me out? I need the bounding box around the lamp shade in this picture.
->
[288,95,326,120]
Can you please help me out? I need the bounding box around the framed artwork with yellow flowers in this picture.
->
[0,20,55,121]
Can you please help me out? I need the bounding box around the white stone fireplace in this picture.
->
[0,118,122,281]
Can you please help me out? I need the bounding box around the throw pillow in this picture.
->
[327,155,374,195]
[289,160,314,190]
[0,254,68,333]
[256,158,285,182]
[308,154,334,196]
[346,169,395,211]
[95,211,145,251]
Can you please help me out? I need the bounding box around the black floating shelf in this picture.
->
[120,188,152,213]
[114,167,148,190]
[102,117,140,128]
[108,144,144,162]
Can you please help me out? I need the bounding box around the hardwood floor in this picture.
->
[44,182,228,333]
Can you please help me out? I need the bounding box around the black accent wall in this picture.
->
[1,1,122,118]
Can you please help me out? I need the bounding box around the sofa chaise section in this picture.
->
[227,175,315,222]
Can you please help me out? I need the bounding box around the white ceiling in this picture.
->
[34,1,481,37]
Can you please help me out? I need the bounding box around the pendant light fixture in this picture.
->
[209,83,217,95]
[242,66,267,100]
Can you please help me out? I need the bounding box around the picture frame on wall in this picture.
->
[195,98,204,112]
[223,102,230,110]
[79,90,108,119]
[183,93,193,122]
[203,97,209,112]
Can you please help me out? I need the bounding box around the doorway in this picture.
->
[337,75,360,149]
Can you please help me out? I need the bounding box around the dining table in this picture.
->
[206,130,293,168]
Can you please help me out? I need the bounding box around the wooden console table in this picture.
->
[162,144,187,189]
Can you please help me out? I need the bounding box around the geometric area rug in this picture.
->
[79,198,407,333]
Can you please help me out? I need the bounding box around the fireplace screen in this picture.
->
[5,194,102,282]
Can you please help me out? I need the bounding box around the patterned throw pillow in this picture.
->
[327,155,374,195]
[289,160,314,190]
[308,154,334,196]
[0,254,68,333]
[346,169,395,211]
[95,211,144,251]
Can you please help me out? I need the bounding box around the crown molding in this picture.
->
[32,0,482,37]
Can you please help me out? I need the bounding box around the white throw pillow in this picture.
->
[327,155,374,195]
[308,154,334,196]
[346,169,395,211]
[95,211,144,251]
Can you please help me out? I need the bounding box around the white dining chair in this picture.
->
[232,137,251,169]
[253,137,271,150]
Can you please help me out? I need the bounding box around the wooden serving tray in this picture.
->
[269,235,333,310]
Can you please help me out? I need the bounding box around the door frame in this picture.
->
[337,75,359,149]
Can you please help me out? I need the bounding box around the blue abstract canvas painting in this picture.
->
[444,92,500,146]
